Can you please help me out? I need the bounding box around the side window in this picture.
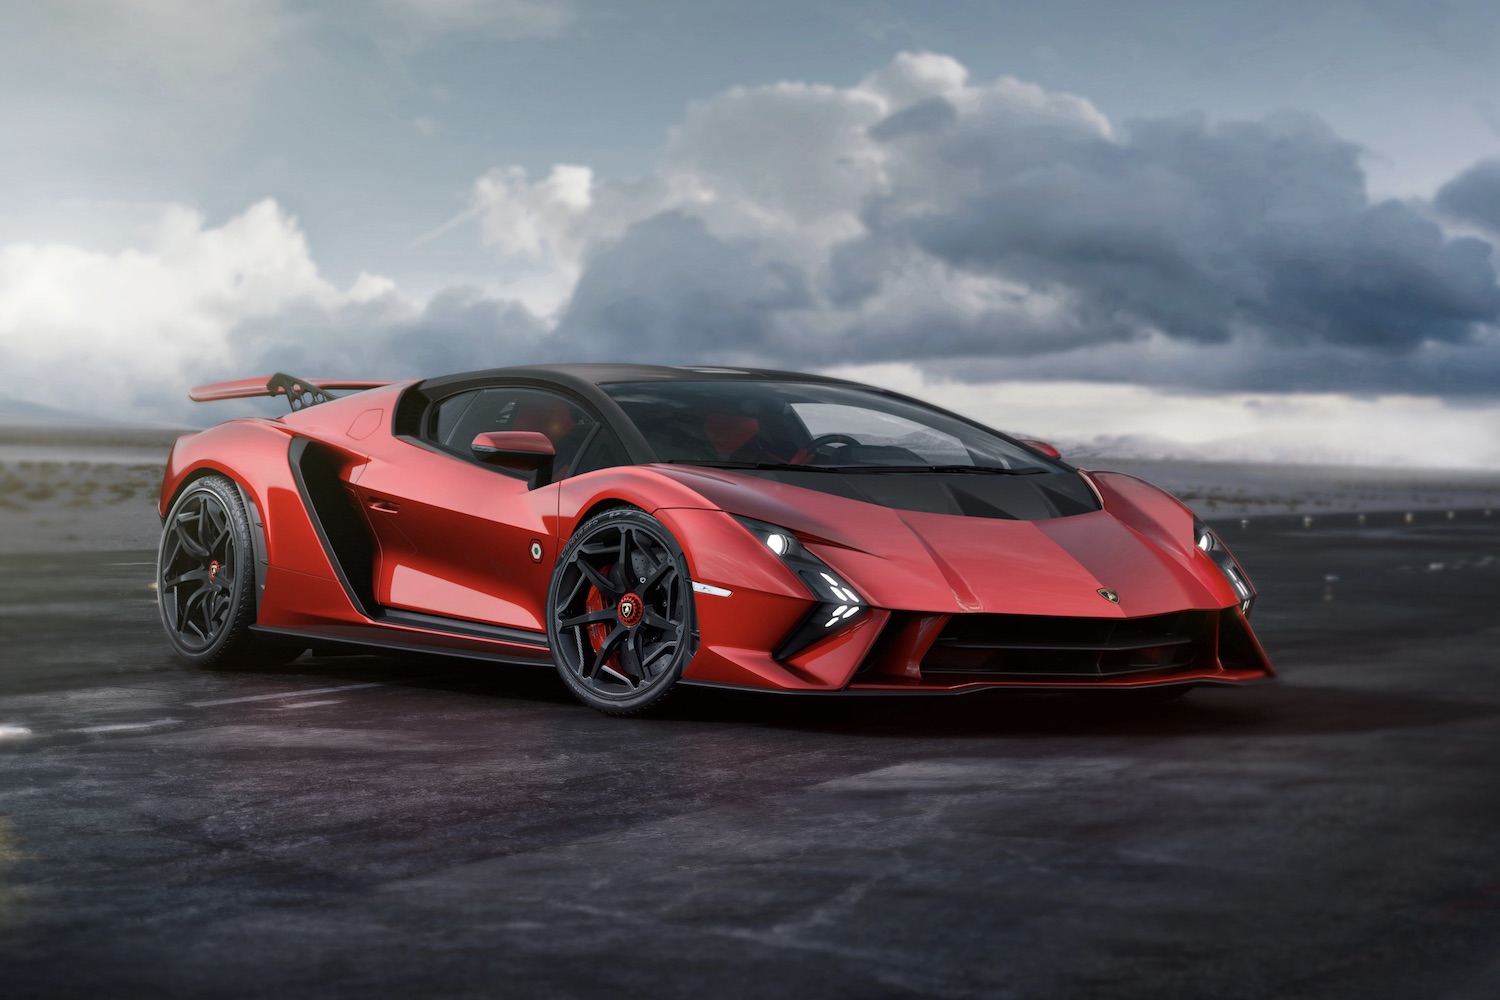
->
[428,387,598,475]
[569,426,630,477]
[433,390,481,445]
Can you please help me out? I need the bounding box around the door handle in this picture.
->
[366,497,401,513]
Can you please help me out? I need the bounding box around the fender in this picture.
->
[161,420,372,628]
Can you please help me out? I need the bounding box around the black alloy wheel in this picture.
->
[157,475,293,667]
[547,507,695,715]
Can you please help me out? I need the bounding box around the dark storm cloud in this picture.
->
[889,112,1499,353]
[1436,158,1500,233]
[554,212,812,363]
[529,94,1500,395]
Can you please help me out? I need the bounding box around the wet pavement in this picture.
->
[1,511,1498,998]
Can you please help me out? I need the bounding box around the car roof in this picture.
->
[418,363,855,393]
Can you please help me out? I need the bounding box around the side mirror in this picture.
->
[1017,438,1062,460]
[471,431,556,488]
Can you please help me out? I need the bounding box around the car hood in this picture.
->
[653,465,1234,617]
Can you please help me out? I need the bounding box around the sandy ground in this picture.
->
[0,450,165,554]
[1,438,1497,555]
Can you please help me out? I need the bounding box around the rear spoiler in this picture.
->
[189,373,395,412]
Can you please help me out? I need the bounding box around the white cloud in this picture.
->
[822,364,1500,470]
[468,164,598,314]
[0,201,421,417]
[474,164,594,261]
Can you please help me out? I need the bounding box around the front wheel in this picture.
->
[546,508,695,715]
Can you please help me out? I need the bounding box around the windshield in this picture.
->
[602,380,1061,472]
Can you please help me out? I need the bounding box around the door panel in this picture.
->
[357,442,559,630]
[351,385,604,631]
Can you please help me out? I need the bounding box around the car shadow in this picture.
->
[222,652,1498,741]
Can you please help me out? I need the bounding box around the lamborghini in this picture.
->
[156,365,1274,714]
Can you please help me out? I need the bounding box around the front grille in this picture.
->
[921,610,1213,680]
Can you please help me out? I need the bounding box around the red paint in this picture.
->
[158,369,1275,699]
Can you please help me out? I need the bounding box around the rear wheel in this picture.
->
[547,508,694,715]
[157,475,298,667]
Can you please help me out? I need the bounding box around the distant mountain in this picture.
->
[1047,432,1469,469]
[0,396,193,431]
[0,397,125,428]
[0,397,196,449]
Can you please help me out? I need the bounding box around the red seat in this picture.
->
[511,398,576,447]
[704,413,760,456]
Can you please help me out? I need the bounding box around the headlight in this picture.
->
[734,516,870,658]
[1194,517,1255,615]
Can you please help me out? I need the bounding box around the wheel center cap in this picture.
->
[617,592,644,627]
[209,560,221,585]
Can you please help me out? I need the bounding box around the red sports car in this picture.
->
[156,366,1273,714]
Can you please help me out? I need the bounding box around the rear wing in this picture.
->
[189,373,395,412]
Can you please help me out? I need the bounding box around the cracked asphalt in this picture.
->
[1,510,1498,999]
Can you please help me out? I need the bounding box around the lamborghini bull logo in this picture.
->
[617,593,644,627]
[1097,588,1119,604]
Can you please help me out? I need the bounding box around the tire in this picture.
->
[546,507,695,715]
[157,475,298,668]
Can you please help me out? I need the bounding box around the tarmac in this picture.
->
[1,509,1498,998]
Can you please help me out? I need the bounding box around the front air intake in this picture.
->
[920,610,1215,680]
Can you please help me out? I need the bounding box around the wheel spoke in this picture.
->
[583,624,628,680]
[203,501,224,537]
[577,558,621,598]
[616,527,632,578]
[560,571,590,609]
[558,608,617,629]
[643,610,674,631]
[179,587,210,635]
[620,626,647,680]
[599,663,633,685]
[175,511,210,559]
[638,556,672,595]
[163,568,210,591]
[639,639,677,677]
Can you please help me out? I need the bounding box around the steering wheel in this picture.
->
[796,433,861,464]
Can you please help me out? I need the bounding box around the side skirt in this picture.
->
[251,624,552,668]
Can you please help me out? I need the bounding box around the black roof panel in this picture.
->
[420,363,854,391]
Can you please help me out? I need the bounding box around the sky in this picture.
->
[2,0,1499,466]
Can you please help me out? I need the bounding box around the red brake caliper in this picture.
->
[584,566,614,664]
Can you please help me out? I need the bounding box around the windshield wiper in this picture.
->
[928,465,1049,475]
[661,460,1049,475]
[820,464,1051,475]
[661,460,840,472]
